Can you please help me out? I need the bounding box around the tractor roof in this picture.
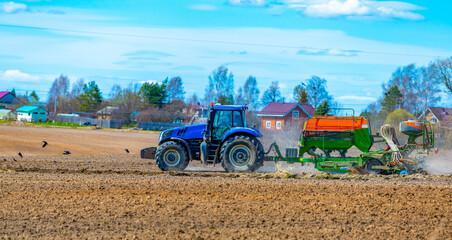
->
[211,105,248,111]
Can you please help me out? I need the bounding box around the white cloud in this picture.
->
[375,6,423,20]
[3,69,38,80]
[228,0,267,7]
[1,1,27,13]
[297,48,360,56]
[188,4,218,11]
[303,0,370,18]
[273,0,424,20]
[337,95,376,101]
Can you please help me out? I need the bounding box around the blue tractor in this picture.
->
[141,105,265,172]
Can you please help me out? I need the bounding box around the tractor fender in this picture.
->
[160,137,193,160]
[221,128,262,143]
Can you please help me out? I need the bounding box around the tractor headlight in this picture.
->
[159,130,174,141]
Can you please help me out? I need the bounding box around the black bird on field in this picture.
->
[63,150,71,155]
[18,152,23,158]
[42,141,48,148]
[125,149,130,153]
[13,157,17,162]
[3,158,6,161]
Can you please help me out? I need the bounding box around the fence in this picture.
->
[139,122,186,131]
[56,115,122,129]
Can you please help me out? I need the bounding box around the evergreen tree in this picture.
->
[380,85,403,115]
[30,91,39,103]
[77,81,103,112]
[293,84,308,104]
[140,80,167,107]
[314,100,330,116]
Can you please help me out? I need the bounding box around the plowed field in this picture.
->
[0,126,451,239]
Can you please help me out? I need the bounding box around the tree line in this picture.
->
[36,55,452,125]
[364,56,452,121]
[203,65,339,115]
[44,64,341,125]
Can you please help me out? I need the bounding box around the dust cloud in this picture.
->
[424,150,452,175]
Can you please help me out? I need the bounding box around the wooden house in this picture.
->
[257,102,314,130]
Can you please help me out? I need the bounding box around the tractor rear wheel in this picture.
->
[365,158,383,174]
[220,135,263,173]
[155,141,189,171]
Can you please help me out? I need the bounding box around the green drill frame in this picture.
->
[265,142,407,173]
[264,121,434,173]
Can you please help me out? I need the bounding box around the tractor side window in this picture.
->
[233,111,244,127]
[212,111,233,139]
[213,111,232,128]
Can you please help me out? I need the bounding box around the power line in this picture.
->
[0,24,442,58]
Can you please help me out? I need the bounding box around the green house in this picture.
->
[16,106,47,122]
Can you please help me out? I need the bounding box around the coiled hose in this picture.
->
[380,124,402,164]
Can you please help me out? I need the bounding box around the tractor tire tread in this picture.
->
[155,141,189,171]
[220,135,264,173]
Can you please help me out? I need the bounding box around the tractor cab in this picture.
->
[204,105,247,142]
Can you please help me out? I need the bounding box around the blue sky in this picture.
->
[1,0,452,112]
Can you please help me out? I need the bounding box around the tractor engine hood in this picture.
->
[159,124,206,143]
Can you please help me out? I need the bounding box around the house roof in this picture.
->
[16,106,46,113]
[0,91,11,99]
[300,104,315,116]
[97,106,119,115]
[0,109,12,113]
[258,102,314,117]
[428,107,452,122]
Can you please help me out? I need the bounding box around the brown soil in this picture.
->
[0,126,451,239]
[0,125,158,156]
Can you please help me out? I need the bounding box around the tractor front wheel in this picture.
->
[155,141,189,171]
[220,135,263,173]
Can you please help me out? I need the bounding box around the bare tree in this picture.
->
[109,84,121,100]
[419,65,442,113]
[243,75,260,109]
[432,57,452,93]
[138,100,186,123]
[47,75,70,115]
[166,76,185,103]
[306,76,331,108]
[261,81,282,105]
[385,63,443,115]
[111,83,142,126]
[385,64,420,114]
[236,87,245,105]
[67,79,85,112]
[188,93,199,105]
[204,65,234,104]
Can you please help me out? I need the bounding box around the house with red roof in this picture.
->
[0,91,15,104]
[419,107,452,128]
[257,102,314,130]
